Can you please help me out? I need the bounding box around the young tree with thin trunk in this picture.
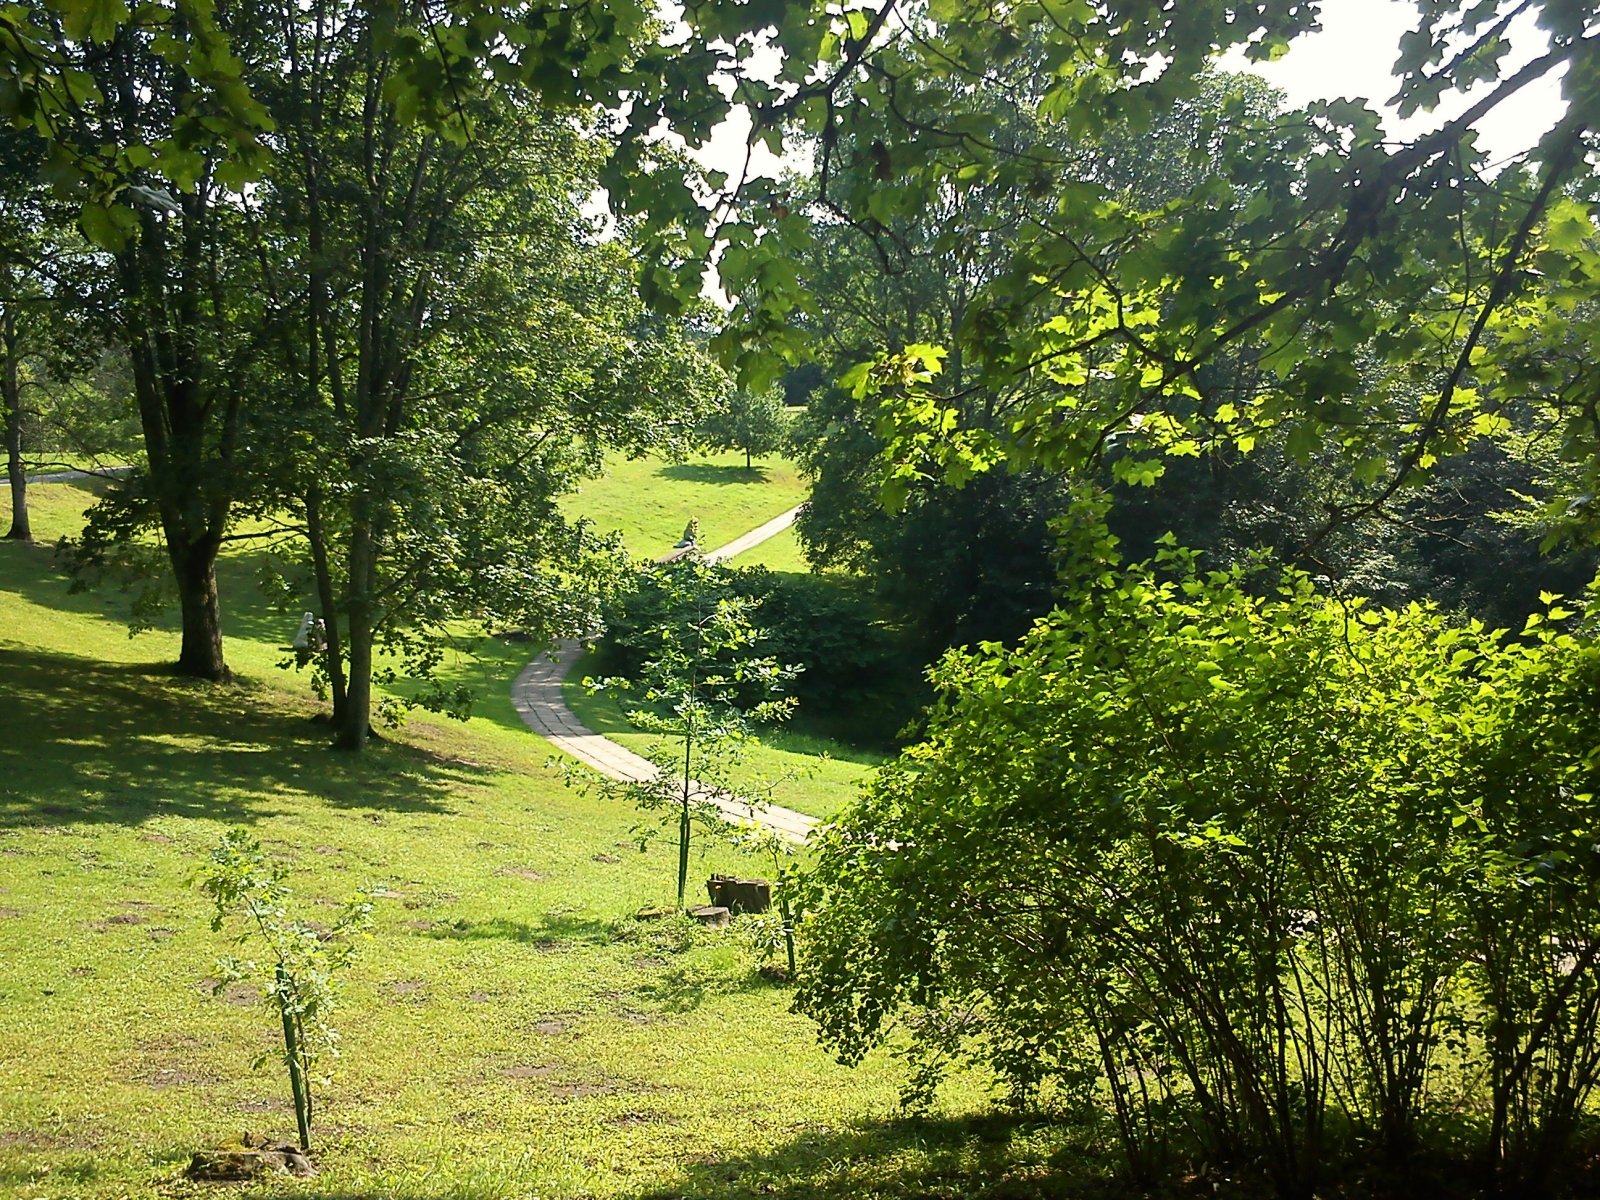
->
[576,559,796,911]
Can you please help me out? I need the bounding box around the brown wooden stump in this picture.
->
[687,904,730,928]
[707,874,771,914]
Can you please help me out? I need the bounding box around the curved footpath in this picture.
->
[23,465,134,484]
[510,505,818,844]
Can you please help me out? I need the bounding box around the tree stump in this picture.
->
[687,904,730,928]
[706,874,771,914]
[186,1135,313,1181]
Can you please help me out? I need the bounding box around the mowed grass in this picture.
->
[561,451,807,560]
[563,651,884,822]
[726,524,809,572]
[0,478,1088,1199]
[559,452,880,820]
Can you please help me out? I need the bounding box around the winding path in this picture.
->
[22,466,134,484]
[510,505,818,844]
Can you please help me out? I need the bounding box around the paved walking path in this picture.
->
[22,465,134,484]
[510,505,818,844]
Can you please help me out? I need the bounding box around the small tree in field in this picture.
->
[198,831,374,1153]
[582,559,797,910]
[698,386,787,469]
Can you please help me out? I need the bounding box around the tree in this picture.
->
[35,4,281,681]
[699,385,786,468]
[199,830,374,1154]
[238,3,717,750]
[784,69,1285,652]
[580,558,796,911]
[0,125,100,542]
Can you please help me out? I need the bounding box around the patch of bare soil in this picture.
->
[549,1080,615,1100]
[504,1063,559,1080]
[148,1065,224,1089]
[388,978,428,1000]
[197,978,260,1008]
[0,1129,66,1151]
[495,865,545,882]
[611,1111,668,1127]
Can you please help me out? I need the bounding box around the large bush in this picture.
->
[796,548,1600,1197]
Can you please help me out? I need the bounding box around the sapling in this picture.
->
[198,830,374,1153]
[571,559,798,910]
[735,819,803,979]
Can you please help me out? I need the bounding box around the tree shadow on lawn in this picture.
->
[630,1112,1111,1200]
[0,645,481,831]
[657,462,771,486]
[425,911,617,947]
[226,1114,1107,1200]
[635,961,770,1013]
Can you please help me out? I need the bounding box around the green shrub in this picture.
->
[597,558,901,720]
[796,549,1600,1197]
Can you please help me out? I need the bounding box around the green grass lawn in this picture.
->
[563,649,884,822]
[0,477,1091,1199]
[562,451,807,560]
[726,524,809,572]
[558,453,882,820]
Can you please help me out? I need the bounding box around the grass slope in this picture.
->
[561,451,806,560]
[563,651,884,822]
[0,478,1085,1199]
[725,525,808,572]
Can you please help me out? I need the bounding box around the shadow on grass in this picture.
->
[657,463,771,486]
[0,645,483,830]
[425,911,617,947]
[636,963,770,1013]
[0,484,317,674]
[188,1114,1109,1200]
[629,1112,1108,1200]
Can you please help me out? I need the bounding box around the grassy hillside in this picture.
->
[726,524,808,572]
[561,451,807,560]
[563,650,885,821]
[0,473,1085,1200]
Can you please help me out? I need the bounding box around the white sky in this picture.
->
[691,0,1570,181]
[1217,0,1568,166]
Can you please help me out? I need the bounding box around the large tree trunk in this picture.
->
[333,519,377,751]
[169,534,229,680]
[3,307,27,542]
[304,486,349,722]
[117,192,239,684]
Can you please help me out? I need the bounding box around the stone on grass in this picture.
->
[186,1133,313,1181]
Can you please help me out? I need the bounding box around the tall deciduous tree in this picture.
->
[247,1,717,749]
[0,125,101,542]
[38,5,276,680]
